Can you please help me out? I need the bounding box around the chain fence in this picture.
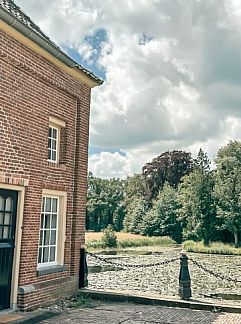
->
[189,257,241,284]
[85,249,241,302]
[88,251,179,269]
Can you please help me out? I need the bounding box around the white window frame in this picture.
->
[48,125,59,163]
[37,189,67,270]
[48,117,66,164]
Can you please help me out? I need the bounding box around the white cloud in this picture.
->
[17,0,241,178]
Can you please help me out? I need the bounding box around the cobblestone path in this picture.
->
[15,301,241,324]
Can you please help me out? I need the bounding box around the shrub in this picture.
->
[183,240,241,255]
[101,225,117,248]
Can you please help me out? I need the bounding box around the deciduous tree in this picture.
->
[142,150,193,201]
[214,141,241,246]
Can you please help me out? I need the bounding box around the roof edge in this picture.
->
[0,5,103,87]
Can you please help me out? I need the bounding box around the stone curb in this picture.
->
[80,289,241,314]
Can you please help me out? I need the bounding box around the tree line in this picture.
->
[86,140,241,246]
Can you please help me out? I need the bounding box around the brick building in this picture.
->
[0,0,102,311]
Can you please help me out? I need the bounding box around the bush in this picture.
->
[183,240,241,255]
[86,239,104,249]
[101,225,117,248]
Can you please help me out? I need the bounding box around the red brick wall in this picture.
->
[0,28,91,309]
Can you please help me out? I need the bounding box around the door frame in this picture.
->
[0,183,25,310]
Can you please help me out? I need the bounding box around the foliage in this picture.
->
[183,240,241,255]
[141,183,182,243]
[123,197,145,234]
[86,142,241,248]
[178,149,216,244]
[86,173,126,231]
[125,174,145,201]
[142,150,193,201]
[100,225,117,248]
[214,141,241,246]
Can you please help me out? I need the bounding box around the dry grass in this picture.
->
[85,231,145,241]
[85,231,175,250]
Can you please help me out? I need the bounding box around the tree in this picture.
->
[125,174,145,201]
[141,183,182,242]
[123,197,145,234]
[142,150,193,201]
[214,141,241,246]
[86,173,126,231]
[178,149,216,244]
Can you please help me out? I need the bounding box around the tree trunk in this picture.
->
[234,229,239,247]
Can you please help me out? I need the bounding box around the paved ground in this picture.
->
[12,301,241,324]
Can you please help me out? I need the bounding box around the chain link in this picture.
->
[87,251,179,269]
[189,257,241,284]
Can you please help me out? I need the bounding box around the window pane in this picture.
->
[48,149,52,160]
[52,199,57,213]
[49,247,56,262]
[3,226,9,239]
[45,198,51,212]
[50,230,56,245]
[43,247,49,262]
[4,213,11,225]
[39,230,43,246]
[44,215,51,228]
[5,198,12,211]
[52,139,56,150]
[51,214,57,228]
[48,138,52,149]
[52,150,56,161]
[44,230,50,245]
[38,248,42,264]
[52,128,57,139]
[0,212,3,225]
[40,214,44,229]
[0,196,4,210]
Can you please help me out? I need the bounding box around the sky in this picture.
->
[17,0,241,178]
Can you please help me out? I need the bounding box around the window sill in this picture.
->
[37,265,66,276]
[47,161,66,170]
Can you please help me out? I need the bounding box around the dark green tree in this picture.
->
[214,141,241,246]
[123,197,145,234]
[141,183,182,242]
[86,173,126,231]
[178,149,216,244]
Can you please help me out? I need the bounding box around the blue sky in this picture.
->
[17,0,241,178]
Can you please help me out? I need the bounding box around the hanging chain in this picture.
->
[189,257,241,284]
[87,251,179,269]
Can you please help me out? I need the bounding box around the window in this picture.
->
[38,196,58,266]
[48,126,58,162]
[38,190,67,269]
[48,117,66,163]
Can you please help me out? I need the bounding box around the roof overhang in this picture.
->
[0,5,103,88]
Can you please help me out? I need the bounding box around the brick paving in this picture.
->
[13,301,241,324]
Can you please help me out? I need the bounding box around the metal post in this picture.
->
[79,247,88,288]
[179,251,192,300]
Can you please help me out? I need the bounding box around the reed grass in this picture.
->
[183,240,241,255]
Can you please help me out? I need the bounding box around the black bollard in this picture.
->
[79,247,88,288]
[179,251,192,300]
